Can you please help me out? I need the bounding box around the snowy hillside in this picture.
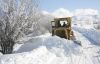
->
[73,26,100,45]
[72,15,99,29]
[0,31,100,64]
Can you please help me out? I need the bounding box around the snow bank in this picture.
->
[0,46,56,64]
[1,45,100,64]
[14,35,81,56]
[0,45,82,64]
[0,32,100,64]
[73,26,100,45]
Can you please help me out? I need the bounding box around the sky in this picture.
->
[40,0,100,12]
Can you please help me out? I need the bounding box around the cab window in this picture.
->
[60,20,68,27]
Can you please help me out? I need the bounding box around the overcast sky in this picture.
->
[40,0,100,12]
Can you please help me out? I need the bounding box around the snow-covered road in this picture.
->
[0,30,100,64]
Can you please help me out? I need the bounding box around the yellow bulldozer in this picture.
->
[51,17,81,45]
[51,17,74,40]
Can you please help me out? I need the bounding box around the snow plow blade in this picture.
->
[73,40,82,46]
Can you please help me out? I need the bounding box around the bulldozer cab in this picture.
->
[51,17,71,28]
[51,17,73,40]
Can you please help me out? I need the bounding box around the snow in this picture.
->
[14,34,81,55]
[73,26,100,45]
[73,9,98,16]
[0,31,100,64]
[42,8,99,17]
[0,52,3,56]
[51,8,73,18]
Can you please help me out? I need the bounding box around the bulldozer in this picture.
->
[51,17,81,45]
[51,17,74,40]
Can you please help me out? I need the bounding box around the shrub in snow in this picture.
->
[0,0,41,54]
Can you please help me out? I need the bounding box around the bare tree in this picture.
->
[0,0,40,54]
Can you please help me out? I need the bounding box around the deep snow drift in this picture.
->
[0,31,100,64]
[73,26,100,45]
